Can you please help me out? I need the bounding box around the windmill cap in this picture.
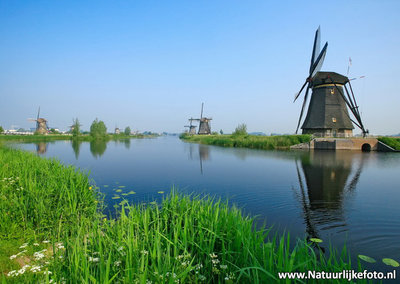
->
[37,118,47,123]
[311,71,349,87]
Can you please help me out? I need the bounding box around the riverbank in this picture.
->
[180,134,312,150]
[378,137,400,150]
[1,146,376,283]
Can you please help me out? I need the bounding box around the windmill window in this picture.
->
[330,88,335,94]
[332,117,337,123]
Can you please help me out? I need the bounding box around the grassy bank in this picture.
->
[180,134,312,150]
[378,136,400,150]
[1,146,372,283]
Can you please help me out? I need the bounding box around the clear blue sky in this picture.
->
[1,0,399,134]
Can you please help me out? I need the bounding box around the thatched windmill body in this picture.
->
[294,27,367,137]
[28,107,48,135]
[192,103,212,135]
[184,118,197,135]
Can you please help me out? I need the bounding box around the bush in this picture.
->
[71,118,81,137]
[0,126,4,133]
[124,126,131,136]
[232,123,247,136]
[90,118,107,138]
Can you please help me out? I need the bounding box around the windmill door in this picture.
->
[333,129,337,137]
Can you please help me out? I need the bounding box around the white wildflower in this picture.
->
[33,242,40,246]
[9,255,17,260]
[209,253,218,258]
[114,260,121,267]
[43,270,52,275]
[195,263,203,270]
[42,240,50,243]
[7,270,17,277]
[88,256,99,262]
[140,250,148,255]
[17,267,26,275]
[19,243,28,249]
[33,251,45,260]
[220,264,228,270]
[30,265,42,272]
[198,274,206,281]
[212,259,220,264]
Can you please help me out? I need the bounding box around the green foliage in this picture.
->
[71,118,81,137]
[220,129,223,135]
[232,123,248,136]
[181,134,312,150]
[49,128,59,134]
[90,118,107,139]
[90,139,107,158]
[0,126,4,133]
[124,126,131,136]
[378,136,400,150]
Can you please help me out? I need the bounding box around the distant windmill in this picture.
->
[293,27,368,137]
[184,118,197,135]
[28,107,48,135]
[192,103,212,135]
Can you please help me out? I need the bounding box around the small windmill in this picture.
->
[28,107,48,135]
[293,27,368,137]
[184,118,197,135]
[192,103,212,135]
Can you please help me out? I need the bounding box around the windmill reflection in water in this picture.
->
[294,151,367,245]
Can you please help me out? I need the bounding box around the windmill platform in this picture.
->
[290,138,396,152]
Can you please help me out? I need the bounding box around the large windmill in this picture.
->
[192,103,212,135]
[28,107,48,135]
[294,27,368,137]
[184,118,197,135]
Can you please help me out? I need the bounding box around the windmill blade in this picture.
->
[200,103,204,119]
[37,107,40,120]
[293,80,308,102]
[295,83,311,133]
[309,26,321,73]
[310,42,328,77]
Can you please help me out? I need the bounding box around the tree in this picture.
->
[90,118,107,138]
[124,126,131,136]
[232,123,247,136]
[0,126,4,133]
[71,118,81,137]
[220,129,224,135]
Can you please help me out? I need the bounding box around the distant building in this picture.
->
[115,128,120,134]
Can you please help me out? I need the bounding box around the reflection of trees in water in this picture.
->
[123,139,131,149]
[71,139,82,159]
[294,151,365,240]
[113,139,131,150]
[90,140,107,158]
[35,142,48,155]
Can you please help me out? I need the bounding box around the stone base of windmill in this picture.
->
[291,138,396,152]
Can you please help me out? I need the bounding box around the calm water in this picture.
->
[13,137,400,272]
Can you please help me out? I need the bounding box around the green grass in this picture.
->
[378,136,400,150]
[1,145,373,283]
[180,134,312,150]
